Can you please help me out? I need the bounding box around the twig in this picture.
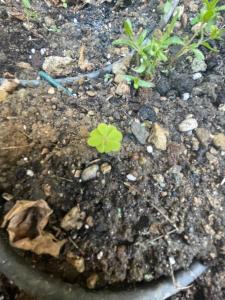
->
[68,237,85,255]
[0,145,33,150]
[150,203,179,232]
[159,0,180,30]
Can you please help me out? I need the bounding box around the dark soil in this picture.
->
[1,0,225,299]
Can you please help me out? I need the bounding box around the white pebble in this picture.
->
[40,48,46,55]
[193,72,202,80]
[31,48,36,54]
[97,251,103,260]
[127,174,137,181]
[147,145,153,154]
[26,169,34,177]
[182,93,190,101]
[169,256,176,265]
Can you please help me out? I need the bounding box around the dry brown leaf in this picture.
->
[16,62,33,69]
[1,200,66,257]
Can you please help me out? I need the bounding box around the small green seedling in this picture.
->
[62,0,68,8]
[113,14,183,87]
[174,0,225,60]
[124,75,154,89]
[22,0,38,21]
[87,123,123,153]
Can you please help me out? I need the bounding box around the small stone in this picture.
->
[61,206,86,231]
[97,251,103,260]
[44,16,55,27]
[87,273,99,289]
[43,56,73,76]
[2,193,13,201]
[191,58,207,73]
[26,169,34,177]
[100,163,112,174]
[127,174,137,181]
[153,174,165,188]
[115,82,130,96]
[86,90,96,97]
[43,184,51,196]
[213,133,225,150]
[149,123,169,150]
[67,252,85,273]
[182,93,190,101]
[86,216,94,227]
[218,104,225,112]
[147,145,153,154]
[196,128,211,146]
[137,105,157,122]
[81,164,99,181]
[192,137,199,151]
[193,72,202,80]
[74,170,81,178]
[178,117,198,132]
[131,120,149,145]
[48,87,55,94]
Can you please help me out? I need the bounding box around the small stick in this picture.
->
[159,0,180,30]
[68,237,85,256]
[0,145,33,150]
[150,203,179,232]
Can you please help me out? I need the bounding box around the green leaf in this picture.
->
[22,0,31,8]
[133,62,147,74]
[216,5,225,11]
[138,80,155,88]
[192,48,205,60]
[123,19,133,38]
[201,41,218,52]
[163,36,184,47]
[112,38,134,48]
[87,123,123,154]
[137,30,148,46]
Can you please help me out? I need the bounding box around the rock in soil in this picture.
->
[212,133,225,151]
[178,117,198,132]
[131,120,149,145]
[60,206,86,231]
[137,105,157,122]
[43,56,74,76]
[81,164,99,181]
[149,123,169,150]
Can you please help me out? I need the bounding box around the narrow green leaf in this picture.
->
[22,0,31,8]
[138,80,155,88]
[201,41,218,52]
[192,48,205,60]
[216,5,225,11]
[112,39,134,48]
[123,19,133,38]
[163,36,184,47]
[133,63,147,74]
[137,30,148,46]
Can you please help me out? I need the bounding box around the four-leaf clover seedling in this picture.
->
[87,123,123,154]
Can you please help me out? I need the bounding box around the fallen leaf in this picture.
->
[1,200,66,257]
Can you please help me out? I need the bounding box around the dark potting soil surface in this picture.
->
[1,0,225,299]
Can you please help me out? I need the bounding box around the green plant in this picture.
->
[113,0,225,89]
[61,0,68,8]
[175,0,225,60]
[113,14,183,87]
[124,75,154,89]
[22,0,38,21]
[87,123,123,153]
